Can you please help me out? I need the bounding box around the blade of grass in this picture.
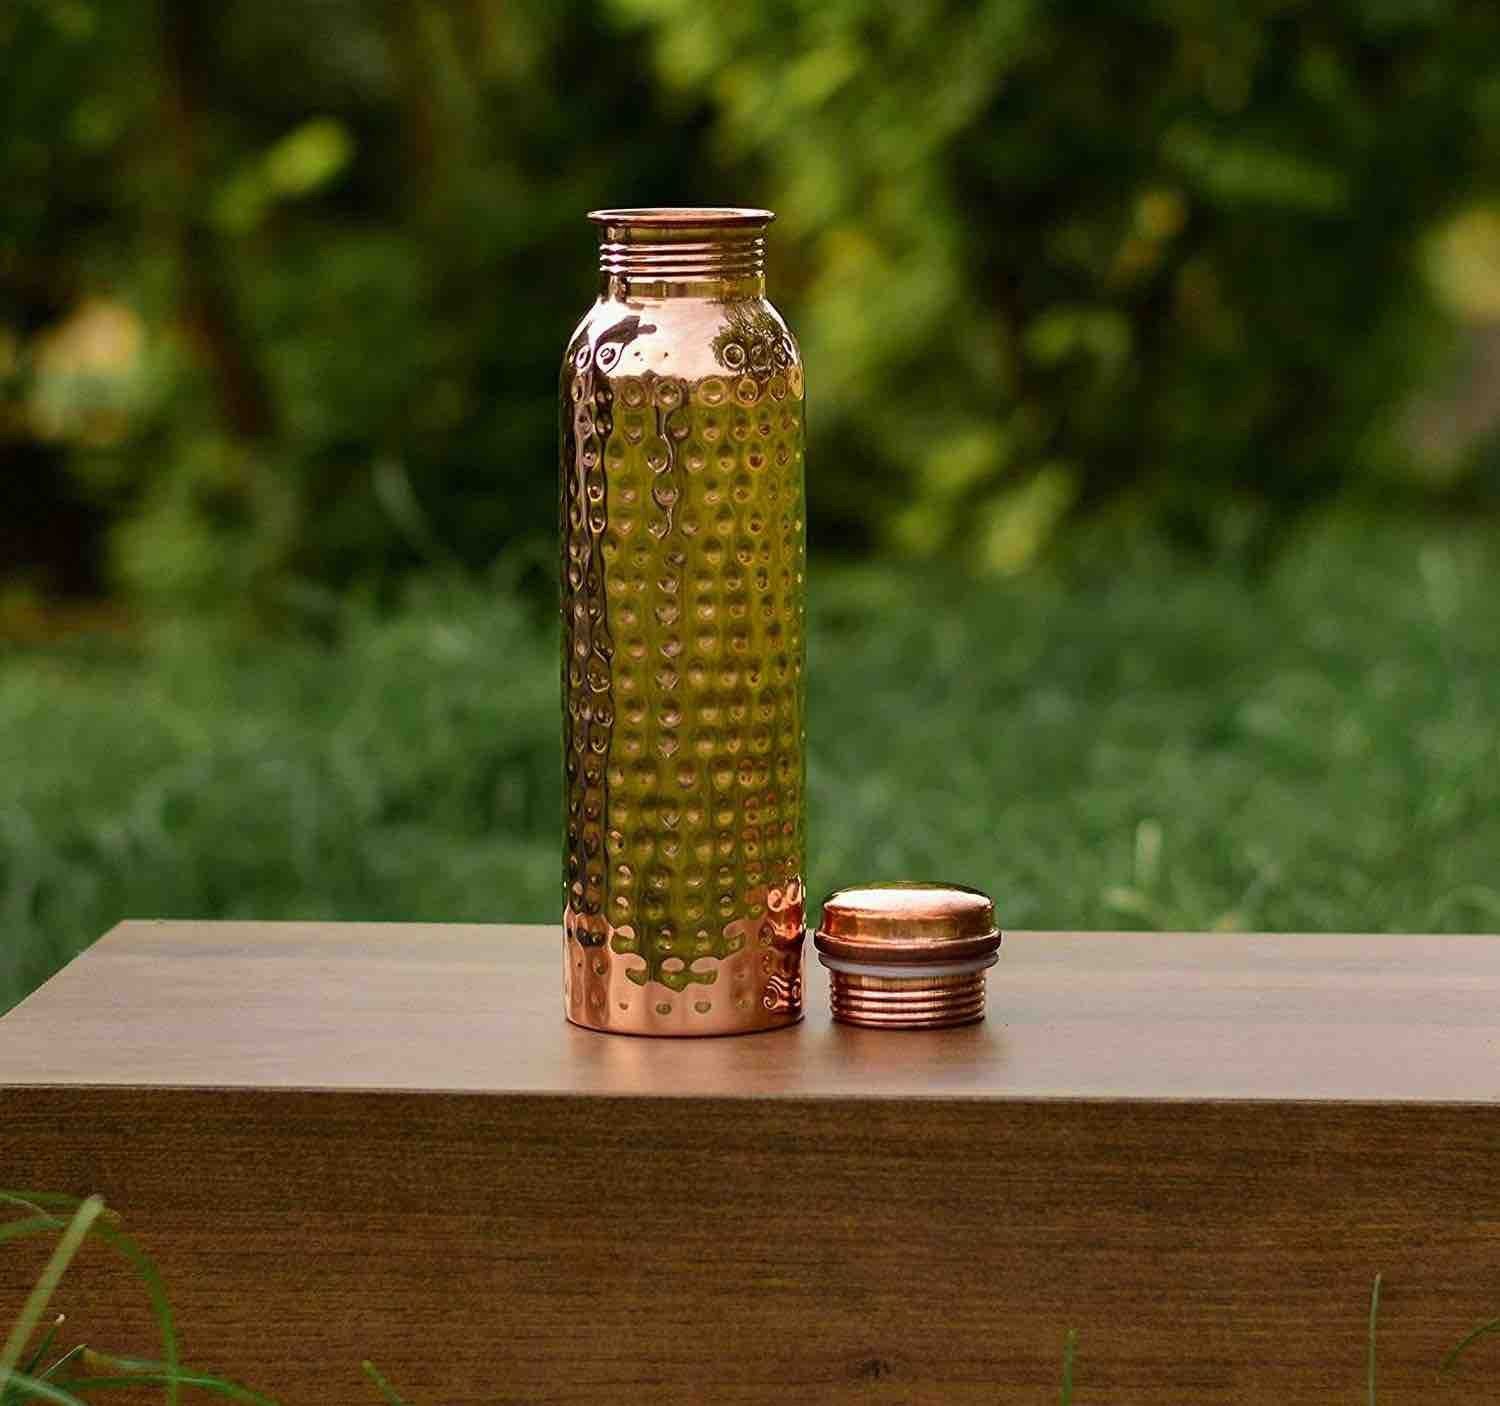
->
[1439,1316,1500,1375]
[361,1361,409,1406]
[20,1318,62,1377]
[36,1347,84,1383]
[0,1199,54,1224]
[83,1221,179,1406]
[3,1193,181,1406]
[70,1350,277,1405]
[1058,1328,1077,1405]
[1,1370,89,1406]
[1367,1273,1381,1406]
[0,1223,70,1250]
[0,1197,103,1393]
[1,1197,118,1231]
[54,1375,276,1403]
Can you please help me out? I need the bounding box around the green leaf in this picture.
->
[263,119,353,198]
[1161,124,1349,213]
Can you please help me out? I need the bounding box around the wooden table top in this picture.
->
[3,921,1497,1102]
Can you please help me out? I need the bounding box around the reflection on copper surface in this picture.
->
[565,888,804,1037]
[818,882,995,945]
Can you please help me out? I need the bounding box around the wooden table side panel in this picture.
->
[3,1088,1499,1405]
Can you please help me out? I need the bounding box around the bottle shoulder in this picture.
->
[562,294,800,383]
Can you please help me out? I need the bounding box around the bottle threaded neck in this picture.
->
[590,207,771,285]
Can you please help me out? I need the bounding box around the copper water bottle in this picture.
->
[560,208,807,1035]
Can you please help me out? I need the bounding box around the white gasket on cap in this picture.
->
[815,951,999,981]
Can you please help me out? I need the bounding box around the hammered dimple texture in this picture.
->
[561,306,807,1035]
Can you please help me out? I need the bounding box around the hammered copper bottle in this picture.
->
[560,208,807,1036]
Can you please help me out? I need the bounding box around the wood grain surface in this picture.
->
[3,920,1500,1099]
[3,922,1500,1404]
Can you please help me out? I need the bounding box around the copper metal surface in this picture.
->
[587,207,775,227]
[827,969,988,1029]
[815,882,1001,1029]
[817,882,995,947]
[561,207,807,1036]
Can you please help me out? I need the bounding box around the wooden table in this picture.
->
[2,921,1499,1403]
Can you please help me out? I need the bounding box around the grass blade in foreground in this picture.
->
[52,1375,274,1403]
[55,1349,278,1404]
[1,1192,181,1406]
[19,1316,63,1378]
[34,1346,85,1385]
[1367,1273,1381,1406]
[1058,1328,1077,1405]
[0,1202,53,1226]
[361,1361,409,1405]
[1440,1315,1500,1376]
[0,1197,103,1392]
[1,1370,89,1406]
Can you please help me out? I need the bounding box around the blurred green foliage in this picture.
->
[6,0,1500,609]
[7,520,1500,1012]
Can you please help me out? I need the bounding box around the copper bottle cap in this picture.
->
[814,883,1002,1029]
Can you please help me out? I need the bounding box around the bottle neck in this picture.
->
[593,213,769,300]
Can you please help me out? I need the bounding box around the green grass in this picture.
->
[5,517,1500,1013]
[1,1190,327,1402]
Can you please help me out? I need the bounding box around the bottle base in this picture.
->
[564,928,805,1037]
[565,1008,803,1038]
